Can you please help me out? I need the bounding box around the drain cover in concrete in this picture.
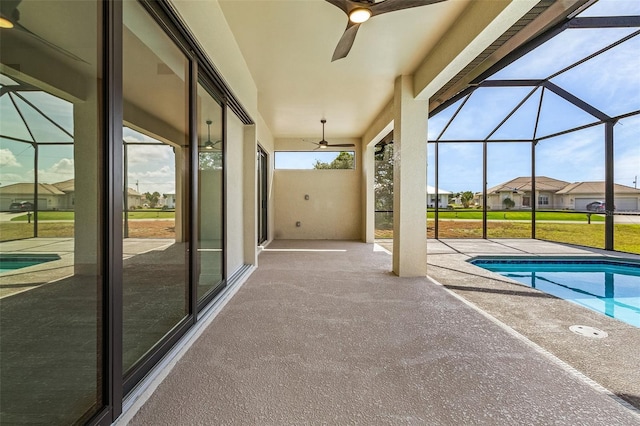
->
[569,325,608,338]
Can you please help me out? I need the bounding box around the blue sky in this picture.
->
[275,151,355,169]
[0,0,638,196]
[427,0,640,193]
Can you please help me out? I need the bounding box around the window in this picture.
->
[538,195,549,206]
[275,151,355,170]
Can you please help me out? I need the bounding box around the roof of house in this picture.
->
[53,179,75,192]
[0,182,65,195]
[426,185,451,195]
[557,181,640,195]
[487,176,570,194]
[127,188,143,197]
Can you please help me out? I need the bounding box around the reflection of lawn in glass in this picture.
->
[0,220,176,241]
[10,210,177,221]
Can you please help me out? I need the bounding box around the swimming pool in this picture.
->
[0,254,61,274]
[469,257,640,328]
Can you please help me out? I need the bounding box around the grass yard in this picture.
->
[9,211,75,221]
[9,210,176,221]
[0,220,176,241]
[426,210,605,222]
[374,221,640,255]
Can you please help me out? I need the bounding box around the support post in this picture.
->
[605,121,614,250]
[392,75,428,277]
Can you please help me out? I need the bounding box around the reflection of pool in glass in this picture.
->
[0,254,61,274]
[469,257,640,328]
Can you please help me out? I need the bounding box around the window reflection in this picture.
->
[122,0,189,375]
[0,0,103,423]
[197,81,224,302]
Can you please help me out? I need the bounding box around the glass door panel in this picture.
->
[0,0,103,423]
[122,0,190,375]
[197,81,224,302]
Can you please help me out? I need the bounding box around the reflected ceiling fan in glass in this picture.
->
[0,0,86,63]
[203,120,221,150]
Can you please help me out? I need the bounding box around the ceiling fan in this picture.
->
[203,120,222,150]
[325,0,447,61]
[0,0,86,63]
[310,119,355,149]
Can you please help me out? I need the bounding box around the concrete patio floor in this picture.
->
[421,239,640,412]
[124,239,639,425]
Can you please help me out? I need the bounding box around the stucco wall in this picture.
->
[273,170,362,240]
[226,112,245,274]
[273,138,362,240]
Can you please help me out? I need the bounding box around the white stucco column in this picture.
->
[392,75,428,277]
[243,124,258,266]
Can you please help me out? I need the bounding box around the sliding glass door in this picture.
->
[0,0,104,423]
[196,80,225,303]
[122,0,190,378]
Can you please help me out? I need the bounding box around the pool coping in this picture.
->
[468,255,640,270]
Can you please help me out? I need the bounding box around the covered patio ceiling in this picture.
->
[216,0,589,140]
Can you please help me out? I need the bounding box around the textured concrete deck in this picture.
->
[421,239,640,412]
[126,240,639,425]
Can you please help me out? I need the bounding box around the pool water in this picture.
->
[470,257,640,328]
[0,254,61,274]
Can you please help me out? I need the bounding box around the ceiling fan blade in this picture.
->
[324,0,350,15]
[328,143,356,147]
[14,21,87,63]
[331,21,361,61]
[370,0,447,17]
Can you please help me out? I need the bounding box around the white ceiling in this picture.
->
[218,0,470,140]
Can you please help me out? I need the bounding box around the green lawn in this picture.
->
[125,210,175,219]
[426,210,605,222]
[10,210,176,221]
[375,220,640,254]
[10,211,75,221]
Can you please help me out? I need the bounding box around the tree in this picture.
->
[144,191,161,208]
[313,151,355,169]
[502,197,515,209]
[199,152,223,170]
[460,191,474,208]
[374,145,394,212]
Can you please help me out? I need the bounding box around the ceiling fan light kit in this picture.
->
[0,17,14,28]
[349,8,371,23]
[326,0,447,61]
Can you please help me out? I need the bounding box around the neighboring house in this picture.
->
[0,179,145,211]
[426,185,451,208]
[52,179,76,210]
[163,193,176,209]
[127,188,144,209]
[556,182,640,211]
[0,182,67,211]
[484,177,640,211]
[486,176,570,210]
